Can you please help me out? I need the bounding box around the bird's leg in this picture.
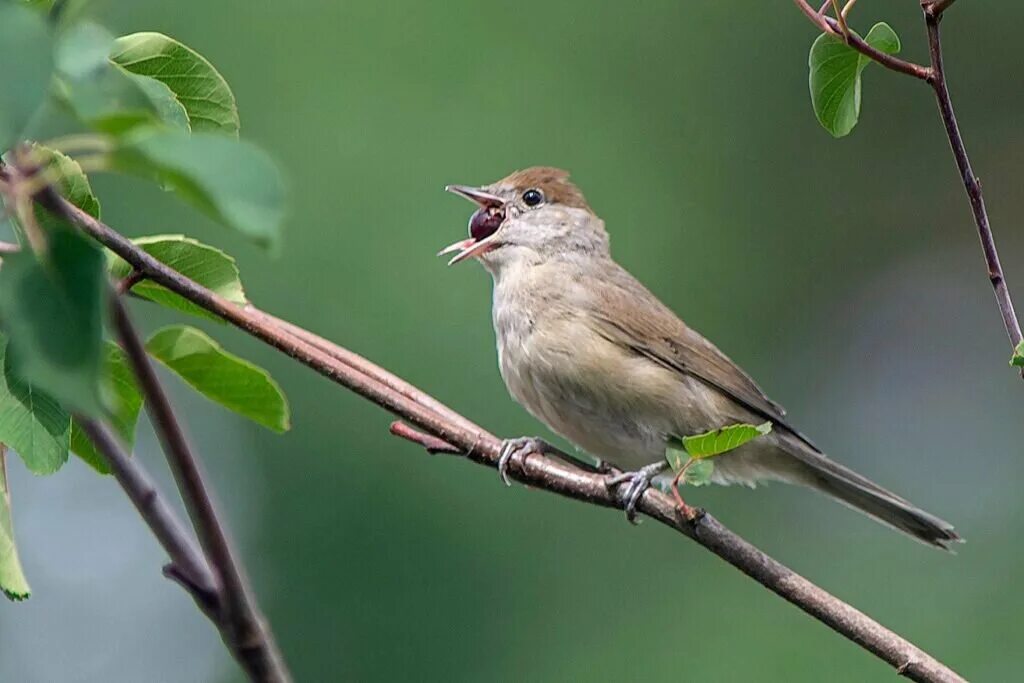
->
[497,436,551,486]
[605,461,670,524]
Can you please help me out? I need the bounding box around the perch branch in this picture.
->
[41,192,965,683]
[108,295,291,683]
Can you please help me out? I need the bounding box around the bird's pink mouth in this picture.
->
[440,185,507,265]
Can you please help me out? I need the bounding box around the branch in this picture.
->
[108,295,290,683]
[921,6,1023,352]
[44,194,965,683]
[74,419,219,612]
[795,0,1024,369]
[792,0,932,80]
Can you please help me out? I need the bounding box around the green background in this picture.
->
[3,1,1023,680]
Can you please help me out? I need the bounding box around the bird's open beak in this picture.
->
[439,185,507,265]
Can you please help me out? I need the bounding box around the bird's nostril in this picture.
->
[469,207,504,241]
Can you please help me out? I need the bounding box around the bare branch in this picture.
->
[921,10,1022,354]
[389,421,462,454]
[43,193,965,682]
[108,295,291,683]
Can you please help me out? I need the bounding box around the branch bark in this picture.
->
[44,193,965,683]
[109,295,290,683]
[795,0,1023,369]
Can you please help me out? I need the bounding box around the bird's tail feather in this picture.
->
[785,446,961,550]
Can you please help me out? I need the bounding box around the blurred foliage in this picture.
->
[3,0,1024,681]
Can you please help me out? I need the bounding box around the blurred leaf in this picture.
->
[808,22,900,138]
[1010,341,1024,367]
[109,234,246,321]
[683,459,715,487]
[30,144,100,232]
[681,422,772,459]
[70,342,143,475]
[0,230,105,414]
[146,325,289,432]
[0,450,31,601]
[112,129,285,250]
[0,2,53,150]
[111,32,239,136]
[665,442,687,471]
[0,337,70,475]
[55,22,186,133]
[126,72,189,132]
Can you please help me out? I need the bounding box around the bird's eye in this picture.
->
[522,189,544,207]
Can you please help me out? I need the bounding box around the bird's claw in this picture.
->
[605,462,669,524]
[497,437,549,486]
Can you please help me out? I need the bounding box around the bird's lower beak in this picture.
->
[440,184,507,265]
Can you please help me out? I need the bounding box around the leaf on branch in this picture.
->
[109,235,247,321]
[0,337,70,475]
[111,128,286,250]
[0,230,105,415]
[1010,341,1024,367]
[146,325,290,433]
[55,22,187,134]
[808,22,901,138]
[111,32,240,136]
[0,2,54,150]
[665,422,771,489]
[681,422,772,459]
[70,342,143,475]
[30,144,101,231]
[0,450,31,601]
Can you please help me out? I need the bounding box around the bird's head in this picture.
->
[440,167,609,274]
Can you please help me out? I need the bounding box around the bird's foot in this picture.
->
[605,461,669,524]
[497,437,550,486]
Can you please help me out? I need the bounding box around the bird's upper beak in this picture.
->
[439,184,507,265]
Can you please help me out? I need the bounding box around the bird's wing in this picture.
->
[588,266,820,451]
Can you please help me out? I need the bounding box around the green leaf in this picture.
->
[108,235,247,320]
[0,2,54,150]
[683,459,715,487]
[0,230,105,414]
[30,144,101,232]
[0,451,31,601]
[1011,341,1024,367]
[681,422,772,459]
[111,32,239,136]
[665,442,688,471]
[146,325,289,432]
[112,128,285,250]
[0,337,70,475]
[55,22,186,133]
[70,342,143,475]
[808,22,901,138]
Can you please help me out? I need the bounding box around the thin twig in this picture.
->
[921,8,1023,353]
[74,418,219,609]
[108,295,291,683]
[794,0,1023,367]
[792,0,932,80]
[116,269,145,295]
[389,421,462,454]
[44,193,965,683]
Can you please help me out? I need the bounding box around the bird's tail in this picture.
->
[783,442,961,550]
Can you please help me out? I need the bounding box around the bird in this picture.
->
[439,166,960,549]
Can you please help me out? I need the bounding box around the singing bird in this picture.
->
[440,167,960,549]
